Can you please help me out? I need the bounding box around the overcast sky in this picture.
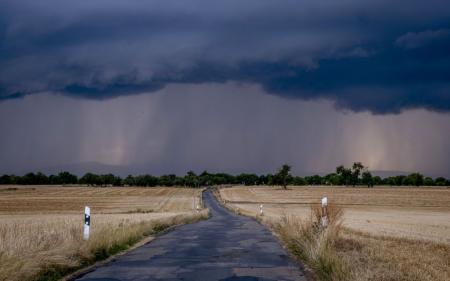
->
[0,1,449,176]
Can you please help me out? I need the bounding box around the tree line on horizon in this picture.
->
[0,163,449,187]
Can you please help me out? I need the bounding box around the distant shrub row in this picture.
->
[0,163,449,187]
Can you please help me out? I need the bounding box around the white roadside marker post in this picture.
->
[83,206,90,240]
[196,204,200,213]
[321,197,328,227]
[260,204,264,216]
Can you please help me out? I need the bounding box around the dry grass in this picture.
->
[220,185,450,208]
[0,186,201,214]
[336,229,450,281]
[275,206,450,281]
[220,186,450,243]
[276,204,348,281]
[220,186,450,281]
[0,186,206,281]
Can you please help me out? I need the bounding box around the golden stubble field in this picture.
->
[219,185,450,281]
[0,186,205,281]
[220,185,450,243]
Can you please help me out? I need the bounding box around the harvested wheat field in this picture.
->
[220,185,450,243]
[0,185,201,214]
[0,186,206,281]
[220,186,450,281]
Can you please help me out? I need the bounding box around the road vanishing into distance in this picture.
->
[76,190,306,281]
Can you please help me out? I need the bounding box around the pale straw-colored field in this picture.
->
[0,186,205,281]
[220,186,450,281]
[0,186,201,214]
[220,186,450,243]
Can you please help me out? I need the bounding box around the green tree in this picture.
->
[134,174,158,186]
[361,170,373,187]
[0,175,12,184]
[384,175,405,186]
[184,171,199,187]
[124,175,135,186]
[236,173,259,186]
[292,176,307,185]
[336,165,352,186]
[266,174,275,186]
[405,173,424,186]
[324,173,341,185]
[351,162,364,186]
[159,174,177,186]
[57,171,78,184]
[174,176,185,186]
[423,177,435,186]
[208,173,229,185]
[199,171,211,186]
[276,164,291,189]
[305,175,323,185]
[34,172,49,184]
[258,175,266,185]
[80,173,101,186]
[19,173,40,185]
[435,177,448,186]
[372,176,382,185]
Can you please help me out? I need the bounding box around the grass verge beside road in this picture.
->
[218,186,450,281]
[275,207,450,281]
[0,210,209,281]
[0,186,207,281]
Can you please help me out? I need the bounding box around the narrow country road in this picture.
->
[76,190,306,281]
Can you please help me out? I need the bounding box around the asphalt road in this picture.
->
[76,190,306,281]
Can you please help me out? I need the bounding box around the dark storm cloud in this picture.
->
[1,0,450,113]
[1,86,450,177]
[396,29,450,49]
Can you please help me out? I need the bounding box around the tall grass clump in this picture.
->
[275,203,349,281]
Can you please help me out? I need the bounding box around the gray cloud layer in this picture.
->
[1,0,450,113]
[1,83,449,177]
